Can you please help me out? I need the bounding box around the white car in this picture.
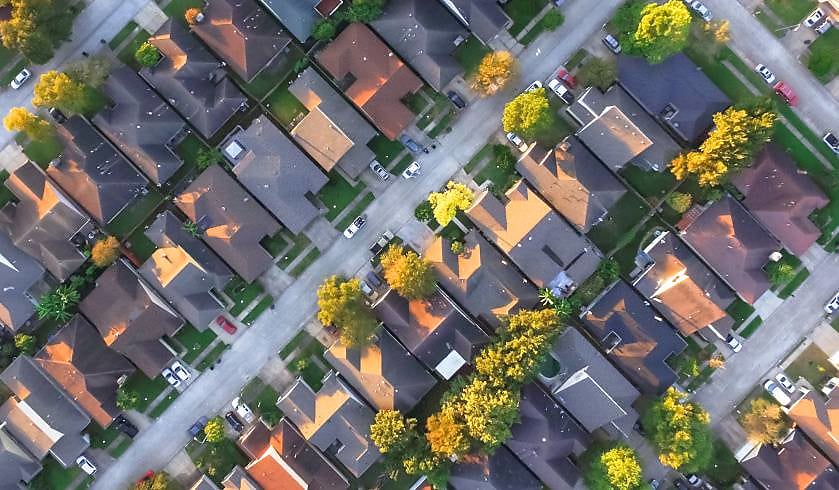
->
[690,1,712,21]
[9,68,31,90]
[775,373,795,392]
[524,80,543,93]
[401,161,421,179]
[824,290,839,314]
[161,368,181,388]
[824,132,839,155]
[822,377,839,396]
[343,214,367,239]
[76,455,97,476]
[764,380,792,406]
[171,361,191,382]
[754,64,776,84]
[815,19,832,35]
[232,398,256,424]
[369,160,390,182]
[724,334,742,353]
[547,79,574,104]
[506,132,528,152]
[804,9,824,28]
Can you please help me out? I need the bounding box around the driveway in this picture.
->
[90,0,627,487]
[702,0,839,135]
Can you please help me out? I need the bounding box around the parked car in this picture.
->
[773,81,798,106]
[161,368,180,388]
[171,361,191,382]
[822,377,839,396]
[224,411,245,432]
[764,379,792,406]
[524,80,543,93]
[824,132,839,154]
[554,67,577,88]
[360,279,376,298]
[824,290,839,314]
[343,214,367,239]
[754,64,776,84]
[602,34,621,54]
[366,270,383,288]
[401,161,421,179]
[369,230,395,256]
[815,19,832,34]
[446,90,467,109]
[775,373,795,392]
[804,9,824,28]
[188,416,208,442]
[232,398,255,423]
[724,334,742,353]
[369,160,390,182]
[115,415,139,438]
[76,455,97,476]
[547,79,574,104]
[506,132,528,152]
[689,1,712,21]
[48,107,67,124]
[9,68,31,90]
[649,479,661,490]
[216,315,237,334]
[399,134,422,153]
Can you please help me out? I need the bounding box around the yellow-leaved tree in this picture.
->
[33,71,86,113]
[3,107,51,140]
[91,236,121,268]
[472,50,518,97]
[427,181,474,226]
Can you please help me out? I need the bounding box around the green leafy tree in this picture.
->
[643,388,713,472]
[32,70,87,114]
[597,258,620,282]
[414,200,434,223]
[0,0,74,64]
[427,181,474,226]
[14,333,35,355]
[741,398,790,444]
[116,386,140,411]
[584,445,644,490]
[450,240,465,255]
[312,18,336,41]
[631,1,692,64]
[64,55,111,88]
[472,50,518,97]
[766,261,796,286]
[36,284,80,322]
[196,147,223,170]
[380,245,436,299]
[135,42,161,67]
[502,88,552,139]
[342,0,385,22]
[576,57,617,91]
[3,107,52,140]
[541,9,564,30]
[203,416,225,443]
[316,276,378,346]
[612,0,647,46]
[371,410,417,454]
[666,191,693,213]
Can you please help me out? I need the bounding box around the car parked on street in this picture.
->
[76,455,97,476]
[369,160,390,182]
[343,214,367,239]
[775,373,795,392]
[446,90,467,109]
[824,290,839,314]
[506,132,528,152]
[10,68,31,90]
[171,361,191,382]
[401,161,421,179]
[804,9,824,28]
[773,81,798,106]
[825,132,839,154]
[399,134,422,153]
[724,334,742,353]
[602,34,621,54]
[161,368,180,388]
[232,398,255,423]
[225,411,245,432]
[754,64,776,84]
[216,315,237,334]
[764,379,792,406]
[689,1,712,21]
[548,79,574,104]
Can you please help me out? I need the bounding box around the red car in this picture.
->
[216,315,237,334]
[773,81,798,106]
[555,67,577,88]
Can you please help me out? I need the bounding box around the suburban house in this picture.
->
[258,0,342,42]
[139,210,234,331]
[582,281,688,395]
[189,475,218,490]
[288,66,378,179]
[678,195,781,304]
[371,0,467,91]
[617,54,731,145]
[233,418,349,489]
[0,424,42,489]
[221,115,327,235]
[372,288,491,380]
[0,233,48,333]
[79,260,184,377]
[439,0,511,44]
[189,0,291,82]
[449,445,542,490]
[541,328,640,439]
[731,144,829,255]
[516,138,627,233]
[568,85,680,172]
[466,181,601,296]
[34,315,135,428]
[277,373,381,478]
[141,20,247,139]
[821,0,839,22]
[425,229,539,330]
[317,23,424,140]
[787,392,839,466]
[175,164,282,283]
[0,161,92,282]
[633,230,736,338]
[93,65,186,185]
[324,327,437,412]
[47,115,147,226]
[220,466,259,489]
[505,383,590,490]
[0,356,90,468]
[740,429,839,490]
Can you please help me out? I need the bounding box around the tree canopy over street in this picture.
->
[502,88,553,139]
[0,0,75,63]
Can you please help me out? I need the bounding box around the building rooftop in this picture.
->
[741,429,839,490]
[787,392,839,466]
[0,232,46,332]
[258,0,319,42]
[0,425,42,489]
[449,444,541,490]
[440,0,511,44]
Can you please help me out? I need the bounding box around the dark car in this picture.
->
[365,271,383,288]
[225,411,245,432]
[602,34,622,54]
[114,415,139,438]
[446,90,467,109]
[188,416,208,442]
[49,107,67,124]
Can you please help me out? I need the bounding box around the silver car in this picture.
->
[690,1,713,21]
[369,160,390,182]
[754,64,776,84]
[343,214,367,239]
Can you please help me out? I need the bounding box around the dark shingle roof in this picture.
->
[0,426,41,488]
[0,233,45,332]
[741,429,839,490]
[258,0,318,42]
[441,0,511,44]
[450,445,541,490]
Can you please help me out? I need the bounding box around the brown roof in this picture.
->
[317,23,423,140]
[731,144,829,255]
[741,429,839,490]
[788,393,839,466]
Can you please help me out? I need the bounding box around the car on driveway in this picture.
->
[343,215,367,239]
[161,368,180,388]
[9,68,31,90]
[232,398,255,423]
[399,134,422,153]
[369,160,390,182]
[369,230,394,256]
[401,161,421,179]
[824,132,839,154]
[764,380,792,406]
[754,64,776,84]
[724,334,742,353]
[171,361,190,382]
[554,67,577,88]
[225,411,245,432]
[548,79,574,104]
[824,290,839,314]
[188,416,208,442]
[775,373,795,392]
[804,9,824,28]
[524,80,543,93]
[689,1,712,21]
[815,19,832,34]
[602,34,621,54]
[115,415,138,438]
[216,315,237,334]
[76,455,97,476]
[506,132,528,152]
[446,90,467,109]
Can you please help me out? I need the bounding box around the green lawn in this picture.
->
[121,372,169,413]
[265,77,308,128]
[196,342,229,371]
[428,110,456,138]
[251,384,282,427]
[807,28,839,82]
[726,298,756,324]
[786,344,834,387]
[611,217,666,277]
[403,91,431,115]
[533,110,573,147]
[764,0,817,24]
[335,192,375,231]
[109,22,138,49]
[224,277,264,316]
[777,268,810,298]
[125,228,157,263]
[453,35,490,77]
[277,233,312,270]
[739,317,764,338]
[0,59,27,86]
[586,192,650,254]
[0,171,15,208]
[519,9,564,45]
[190,438,249,485]
[474,145,519,194]
[289,248,321,278]
[242,294,274,325]
[289,353,327,391]
[566,48,588,70]
[105,189,165,238]
[117,29,152,69]
[620,166,677,204]
[87,423,121,449]
[149,390,179,418]
[171,133,209,186]
[163,0,204,20]
[279,330,314,359]
[368,134,405,167]
[706,439,744,486]
[464,143,494,174]
[390,154,415,174]
[18,133,62,166]
[0,44,17,71]
[504,0,549,37]
[29,456,81,490]
[109,437,132,458]
[173,324,217,364]
[318,172,363,221]
[261,230,290,258]
[415,88,454,131]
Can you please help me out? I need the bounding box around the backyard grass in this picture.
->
[105,189,165,238]
[586,192,650,254]
[504,0,549,37]
[279,330,315,359]
[173,324,217,364]
[190,438,248,485]
[171,133,209,184]
[265,76,308,128]
[611,217,666,277]
[121,372,169,413]
[706,439,744,487]
[807,28,839,82]
[289,248,321,278]
[125,228,157,263]
[453,35,490,77]
[764,0,817,24]
[224,277,264,316]
[777,268,810,298]
[18,133,62,166]
[116,29,152,69]
[234,47,303,101]
[149,390,179,418]
[0,171,14,208]
[319,172,363,221]
[368,134,405,167]
[277,233,312,270]
[726,298,756,324]
[29,456,80,490]
[619,166,677,204]
[785,344,835,387]
[260,230,290,258]
[335,192,375,231]
[109,21,138,49]
[739,317,764,338]
[464,143,494,174]
[242,294,274,325]
[196,342,229,371]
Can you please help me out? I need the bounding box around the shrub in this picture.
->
[135,42,161,67]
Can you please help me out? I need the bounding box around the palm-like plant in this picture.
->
[36,284,80,322]
[538,288,557,308]
[182,220,201,238]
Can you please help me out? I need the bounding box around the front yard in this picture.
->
[453,35,490,77]
[121,372,168,413]
[173,324,217,364]
[187,438,248,485]
[807,28,839,82]
[785,344,836,387]
[318,172,364,221]
[764,0,817,24]
[503,0,549,37]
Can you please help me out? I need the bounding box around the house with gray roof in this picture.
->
[288,67,378,179]
[47,116,147,226]
[141,20,247,139]
[80,260,184,377]
[324,327,437,412]
[372,288,491,380]
[450,444,541,490]
[466,181,601,296]
[190,0,291,82]
[0,161,92,282]
[439,0,511,44]
[0,426,41,489]
[175,165,281,283]
[740,429,839,490]
[543,328,639,439]
[277,373,381,478]
[93,65,186,186]
[258,0,333,42]
[140,211,233,330]
[0,233,47,333]
[221,115,327,235]
[618,54,731,145]
[0,356,90,467]
[516,138,626,233]
[371,0,467,90]
[568,85,680,172]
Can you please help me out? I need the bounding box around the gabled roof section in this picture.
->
[425,229,538,330]
[788,393,839,466]
[222,115,327,235]
[288,67,378,178]
[582,281,687,395]
[440,0,511,44]
[191,0,291,82]
[0,426,41,488]
[220,465,260,490]
[93,65,186,185]
[732,144,829,255]
[741,429,839,490]
[47,116,147,225]
[277,373,381,478]
[175,165,281,283]
[317,23,423,140]
[679,196,780,304]
[0,232,45,332]
[258,0,318,42]
[0,161,89,282]
[617,54,731,145]
[79,260,184,377]
[516,139,626,233]
[466,181,601,294]
[141,20,247,139]
[371,0,466,90]
[450,445,541,490]
[34,315,135,428]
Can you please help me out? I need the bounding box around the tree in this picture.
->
[711,20,730,44]
[472,50,518,97]
[32,70,86,114]
[135,42,161,67]
[36,284,80,322]
[64,55,111,88]
[183,220,201,238]
[766,261,795,286]
[134,471,172,490]
[196,147,223,170]
[116,386,140,411]
[708,355,725,369]
[342,0,385,22]
[203,416,225,443]
[14,333,35,355]
[612,0,647,46]
[450,240,465,255]
[643,388,713,472]
[3,107,51,140]
[312,18,336,41]
[371,410,419,456]
[502,88,552,139]
[185,7,202,25]
[666,191,693,213]
[584,445,644,490]
[380,245,436,299]
[741,398,790,444]
[541,9,564,30]
[414,200,434,223]
[456,378,520,450]
[576,57,617,91]
[427,181,474,226]
[597,258,620,283]
[426,404,470,457]
[91,236,120,268]
[632,0,692,64]
[0,0,74,64]
[316,276,378,346]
